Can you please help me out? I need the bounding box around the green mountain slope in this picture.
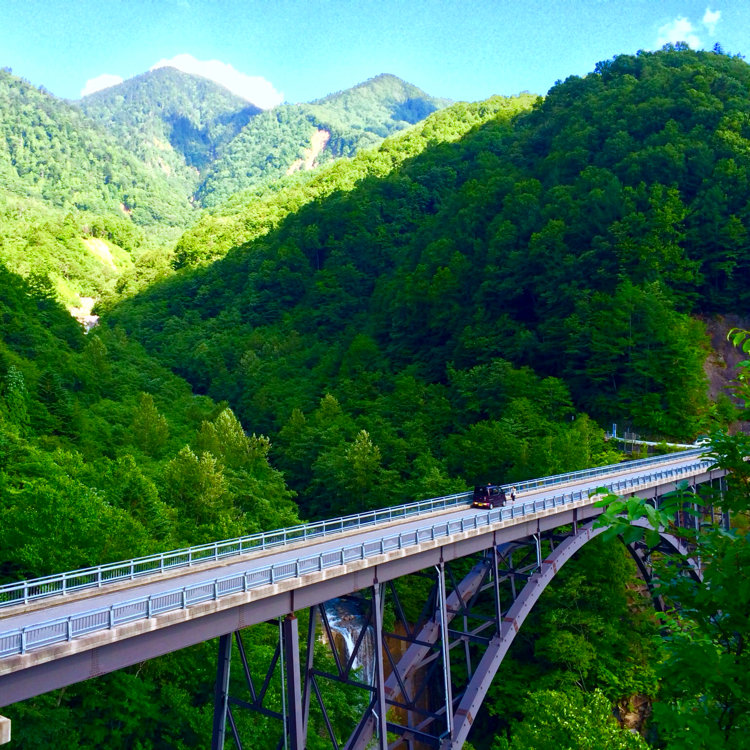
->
[111,49,750,499]
[0,68,452,306]
[0,69,203,303]
[0,257,308,747]
[173,94,511,268]
[77,67,261,188]
[0,69,195,227]
[195,73,451,207]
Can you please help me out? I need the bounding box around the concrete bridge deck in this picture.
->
[0,449,719,708]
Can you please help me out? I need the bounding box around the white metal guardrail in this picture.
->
[0,448,704,609]
[0,455,712,658]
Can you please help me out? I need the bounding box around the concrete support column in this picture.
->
[491,545,503,634]
[0,716,10,745]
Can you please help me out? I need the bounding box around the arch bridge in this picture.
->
[0,448,725,748]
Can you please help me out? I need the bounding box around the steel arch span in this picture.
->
[443,519,700,750]
[217,518,703,750]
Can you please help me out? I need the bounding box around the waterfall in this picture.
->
[323,597,375,684]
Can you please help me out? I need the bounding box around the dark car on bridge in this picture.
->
[472,485,506,509]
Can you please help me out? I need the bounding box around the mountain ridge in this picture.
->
[78,67,262,181]
[76,67,451,207]
[0,65,450,301]
[195,72,452,206]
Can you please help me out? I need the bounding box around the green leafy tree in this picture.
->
[130,392,170,457]
[493,689,649,750]
[594,329,750,749]
[1,364,30,430]
[162,445,229,527]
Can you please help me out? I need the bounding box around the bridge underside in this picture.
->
[216,511,705,750]
[1,467,722,750]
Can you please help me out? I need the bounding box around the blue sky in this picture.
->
[1,1,748,107]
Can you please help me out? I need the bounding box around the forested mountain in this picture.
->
[3,46,750,749]
[0,259,312,745]
[78,67,261,188]
[195,74,451,206]
[0,69,195,227]
[112,48,749,494]
[0,68,204,304]
[0,67,448,306]
[173,94,518,268]
[77,69,449,208]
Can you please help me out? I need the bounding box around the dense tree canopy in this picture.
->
[3,47,750,749]
[78,67,261,187]
[196,74,451,207]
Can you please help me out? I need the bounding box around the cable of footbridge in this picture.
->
[0,447,720,710]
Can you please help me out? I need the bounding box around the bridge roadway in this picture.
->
[0,448,718,707]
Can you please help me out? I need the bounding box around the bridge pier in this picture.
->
[436,562,454,745]
[371,585,389,750]
[211,633,232,750]
[210,615,305,750]
[282,614,304,750]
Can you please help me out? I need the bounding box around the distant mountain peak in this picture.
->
[312,72,446,106]
[78,68,261,174]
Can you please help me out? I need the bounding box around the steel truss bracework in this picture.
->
[212,614,304,750]
[371,539,545,749]
[213,517,704,750]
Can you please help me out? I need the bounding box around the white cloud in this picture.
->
[656,16,702,49]
[703,7,721,35]
[80,73,124,97]
[150,53,283,109]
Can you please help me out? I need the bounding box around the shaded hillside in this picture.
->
[172,94,513,268]
[0,258,307,746]
[111,50,750,475]
[0,258,298,576]
[195,74,451,206]
[78,67,261,186]
[111,93,633,511]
